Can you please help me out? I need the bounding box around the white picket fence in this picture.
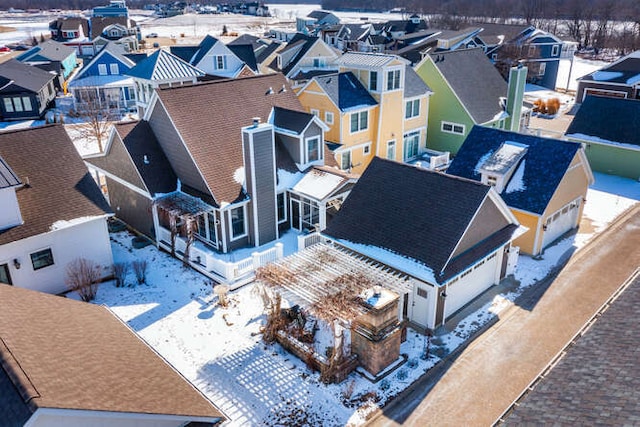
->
[157,227,284,285]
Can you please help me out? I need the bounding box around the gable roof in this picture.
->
[384,18,428,34]
[324,157,515,282]
[0,125,111,245]
[0,59,56,93]
[190,34,220,66]
[16,40,75,63]
[255,40,281,64]
[90,16,133,38]
[155,73,304,205]
[566,96,640,147]
[0,285,224,421]
[126,49,204,81]
[578,51,640,85]
[87,121,177,195]
[228,43,258,72]
[475,22,532,46]
[447,126,585,215]
[169,45,200,63]
[428,48,507,124]
[271,106,315,134]
[337,23,372,42]
[278,33,319,76]
[291,166,356,201]
[404,65,432,98]
[228,33,260,49]
[312,71,378,112]
[72,42,135,81]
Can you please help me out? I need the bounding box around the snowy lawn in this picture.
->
[92,173,640,426]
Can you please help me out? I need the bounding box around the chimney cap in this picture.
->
[252,117,261,127]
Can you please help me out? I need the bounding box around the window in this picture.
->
[403,131,420,160]
[486,175,498,186]
[405,99,420,119]
[3,98,14,112]
[387,140,395,160]
[21,97,32,111]
[110,63,119,74]
[551,44,559,56]
[441,121,465,135]
[341,150,351,170]
[277,193,286,222]
[98,64,107,75]
[386,69,401,90]
[230,206,246,239]
[528,45,536,57]
[12,97,23,112]
[350,110,368,132]
[313,57,326,68]
[306,136,321,163]
[324,111,334,125]
[31,248,54,270]
[369,71,378,91]
[363,144,370,155]
[214,55,227,70]
[0,263,11,285]
[417,287,428,298]
[491,53,498,61]
[310,108,319,117]
[538,62,546,76]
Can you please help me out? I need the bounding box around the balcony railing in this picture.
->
[157,226,284,288]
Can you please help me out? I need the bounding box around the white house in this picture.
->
[0,125,113,294]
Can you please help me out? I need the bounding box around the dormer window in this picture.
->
[369,71,378,91]
[386,69,401,90]
[478,141,528,194]
[486,175,498,187]
[306,136,321,163]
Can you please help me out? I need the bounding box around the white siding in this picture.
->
[194,42,244,78]
[0,217,113,294]
[0,188,22,230]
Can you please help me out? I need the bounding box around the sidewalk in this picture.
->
[370,204,640,426]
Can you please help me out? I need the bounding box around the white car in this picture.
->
[146,33,158,38]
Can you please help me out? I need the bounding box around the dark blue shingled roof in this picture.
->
[313,72,378,112]
[447,126,582,215]
[190,35,219,66]
[566,96,640,147]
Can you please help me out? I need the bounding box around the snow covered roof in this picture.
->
[291,167,355,202]
[448,126,587,215]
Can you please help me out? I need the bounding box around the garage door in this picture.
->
[444,251,499,319]
[541,198,581,250]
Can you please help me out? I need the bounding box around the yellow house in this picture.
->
[447,126,595,256]
[297,52,432,174]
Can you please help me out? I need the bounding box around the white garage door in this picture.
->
[444,252,499,319]
[541,198,581,250]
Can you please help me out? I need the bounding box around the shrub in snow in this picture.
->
[396,369,407,380]
[132,259,148,285]
[342,379,356,400]
[112,262,130,288]
[379,379,390,391]
[66,258,101,302]
[408,358,418,369]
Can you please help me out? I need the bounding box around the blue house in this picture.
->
[68,43,137,112]
[93,0,129,18]
[16,40,77,84]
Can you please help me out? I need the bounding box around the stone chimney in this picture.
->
[505,64,527,132]
[241,118,278,247]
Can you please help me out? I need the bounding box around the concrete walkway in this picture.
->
[370,204,640,427]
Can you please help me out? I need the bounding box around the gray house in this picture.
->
[0,60,57,121]
[84,73,350,283]
[576,50,640,102]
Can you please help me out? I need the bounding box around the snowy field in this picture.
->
[89,172,640,426]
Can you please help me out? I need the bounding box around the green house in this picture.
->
[415,47,527,155]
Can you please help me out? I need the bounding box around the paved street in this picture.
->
[370,204,640,427]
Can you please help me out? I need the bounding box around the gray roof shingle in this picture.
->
[404,65,432,98]
[0,59,56,93]
[313,72,378,112]
[429,48,507,124]
[566,96,640,147]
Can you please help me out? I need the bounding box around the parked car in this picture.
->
[0,46,10,52]
[146,33,158,38]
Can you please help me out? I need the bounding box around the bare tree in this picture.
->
[73,97,118,153]
[66,258,101,302]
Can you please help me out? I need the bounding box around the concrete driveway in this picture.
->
[370,204,640,427]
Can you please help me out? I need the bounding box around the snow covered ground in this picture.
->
[90,172,640,426]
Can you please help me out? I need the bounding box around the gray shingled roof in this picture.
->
[566,96,640,147]
[404,65,432,98]
[578,51,640,84]
[0,59,56,93]
[0,155,20,189]
[430,48,507,124]
[324,157,515,283]
[313,71,378,112]
[272,106,315,134]
[16,40,75,63]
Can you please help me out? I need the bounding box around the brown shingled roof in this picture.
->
[0,285,224,420]
[0,125,112,245]
[156,73,303,205]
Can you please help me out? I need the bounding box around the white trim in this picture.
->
[582,87,628,102]
[325,110,334,125]
[441,120,466,135]
[227,203,249,241]
[348,109,370,134]
[29,246,55,271]
[84,163,153,199]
